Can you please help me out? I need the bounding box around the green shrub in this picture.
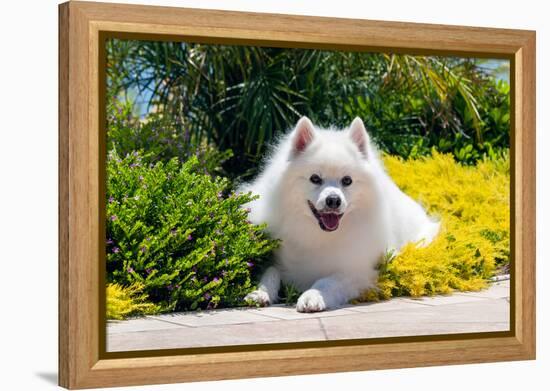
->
[344,71,510,165]
[106,150,279,312]
[107,97,233,176]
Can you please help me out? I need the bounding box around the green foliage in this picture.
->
[107,40,510,178]
[107,96,233,176]
[106,283,160,320]
[344,58,510,165]
[106,150,279,312]
[280,283,301,305]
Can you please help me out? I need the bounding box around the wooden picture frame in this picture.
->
[58,1,536,388]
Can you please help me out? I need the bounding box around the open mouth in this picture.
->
[307,200,343,232]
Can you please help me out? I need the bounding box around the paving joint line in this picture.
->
[246,311,289,321]
[148,316,197,328]
[396,299,445,307]
[317,318,330,340]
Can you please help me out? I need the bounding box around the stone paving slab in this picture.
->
[150,308,277,327]
[346,297,450,313]
[107,317,186,334]
[320,299,509,340]
[454,280,510,299]
[321,320,508,340]
[250,304,359,320]
[400,293,488,306]
[107,318,326,352]
[107,280,510,352]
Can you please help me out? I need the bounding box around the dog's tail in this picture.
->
[419,219,441,247]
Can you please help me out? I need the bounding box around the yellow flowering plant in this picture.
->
[358,150,509,301]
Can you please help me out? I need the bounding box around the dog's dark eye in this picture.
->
[309,174,323,185]
[341,176,353,186]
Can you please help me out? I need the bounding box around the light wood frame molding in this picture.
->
[58,1,536,388]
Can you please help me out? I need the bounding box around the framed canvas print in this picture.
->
[58,1,536,389]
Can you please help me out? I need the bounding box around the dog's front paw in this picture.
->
[244,289,271,307]
[296,289,326,313]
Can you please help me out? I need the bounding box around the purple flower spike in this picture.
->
[106,238,113,245]
[187,234,193,241]
[108,196,114,203]
[145,268,152,275]
[110,215,117,221]
[203,292,211,300]
[217,191,223,199]
[213,277,219,282]
[126,266,133,273]
[246,261,254,268]
[140,246,147,253]
[112,247,120,254]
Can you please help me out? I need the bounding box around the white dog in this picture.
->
[241,117,439,312]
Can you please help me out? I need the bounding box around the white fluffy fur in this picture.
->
[241,117,439,312]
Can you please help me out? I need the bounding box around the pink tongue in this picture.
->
[320,213,340,230]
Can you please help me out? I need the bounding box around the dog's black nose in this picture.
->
[325,195,341,209]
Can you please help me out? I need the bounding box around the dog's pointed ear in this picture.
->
[349,117,370,158]
[291,116,315,156]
